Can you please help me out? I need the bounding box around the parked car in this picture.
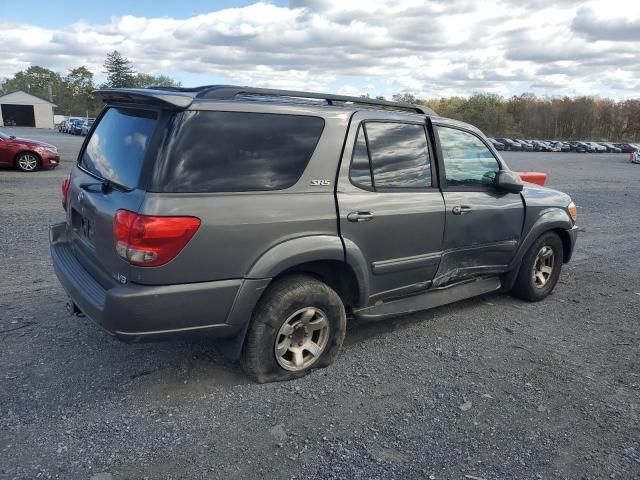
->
[585,142,606,153]
[601,142,622,153]
[614,143,637,153]
[80,119,95,136]
[0,130,60,172]
[59,118,80,133]
[50,86,578,382]
[546,142,562,152]
[495,137,522,151]
[514,139,534,151]
[68,119,86,135]
[567,141,584,152]
[532,140,552,152]
[487,138,505,150]
[576,141,596,152]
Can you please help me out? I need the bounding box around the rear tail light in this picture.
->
[61,173,71,209]
[114,210,200,267]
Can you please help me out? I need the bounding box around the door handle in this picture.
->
[452,205,472,215]
[347,211,374,222]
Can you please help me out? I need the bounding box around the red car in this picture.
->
[0,130,60,172]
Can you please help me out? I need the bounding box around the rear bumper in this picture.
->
[50,222,269,341]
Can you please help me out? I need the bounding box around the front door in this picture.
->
[0,135,14,166]
[337,112,446,304]
[433,124,524,286]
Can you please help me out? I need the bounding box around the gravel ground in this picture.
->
[1,127,639,480]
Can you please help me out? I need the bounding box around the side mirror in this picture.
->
[494,170,523,193]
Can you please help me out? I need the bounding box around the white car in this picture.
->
[586,142,607,153]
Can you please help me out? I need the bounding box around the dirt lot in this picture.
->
[1,127,638,480]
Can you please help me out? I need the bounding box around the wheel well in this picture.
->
[14,150,41,166]
[553,228,572,263]
[277,260,360,309]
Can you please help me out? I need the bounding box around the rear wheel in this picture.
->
[241,274,346,383]
[16,152,40,172]
[512,231,563,302]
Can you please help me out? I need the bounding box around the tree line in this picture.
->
[0,51,180,117]
[1,51,638,141]
[392,93,640,142]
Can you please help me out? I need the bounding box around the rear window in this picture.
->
[80,107,157,189]
[154,111,325,192]
[348,122,431,190]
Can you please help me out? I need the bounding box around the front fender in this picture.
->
[502,207,575,289]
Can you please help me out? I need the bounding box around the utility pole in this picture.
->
[47,83,53,103]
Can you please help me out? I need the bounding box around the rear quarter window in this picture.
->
[155,111,325,192]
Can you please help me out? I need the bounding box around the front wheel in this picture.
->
[16,152,40,172]
[512,231,564,302]
[241,274,346,383]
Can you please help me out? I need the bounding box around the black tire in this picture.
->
[15,152,41,172]
[241,274,346,383]
[512,231,563,302]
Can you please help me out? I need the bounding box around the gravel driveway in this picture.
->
[1,128,638,479]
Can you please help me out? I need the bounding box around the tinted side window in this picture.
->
[349,126,373,190]
[365,122,431,189]
[156,111,325,192]
[80,107,157,189]
[437,127,500,187]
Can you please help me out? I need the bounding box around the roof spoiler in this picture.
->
[93,88,195,109]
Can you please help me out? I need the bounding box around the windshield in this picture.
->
[79,107,158,189]
[0,131,8,139]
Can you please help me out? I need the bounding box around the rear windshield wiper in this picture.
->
[79,178,130,193]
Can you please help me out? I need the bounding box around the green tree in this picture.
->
[132,73,182,88]
[65,66,101,116]
[102,51,136,88]
[0,65,63,101]
[392,93,417,104]
[456,93,512,136]
[66,66,94,95]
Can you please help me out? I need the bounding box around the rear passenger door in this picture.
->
[337,112,446,304]
[433,123,524,285]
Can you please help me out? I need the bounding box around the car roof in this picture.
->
[92,85,507,138]
[93,85,437,116]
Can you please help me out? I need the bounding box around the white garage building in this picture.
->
[0,90,56,129]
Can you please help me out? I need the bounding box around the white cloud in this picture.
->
[0,0,639,98]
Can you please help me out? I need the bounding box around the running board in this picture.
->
[353,276,502,321]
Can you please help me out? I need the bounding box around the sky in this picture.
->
[1,0,639,99]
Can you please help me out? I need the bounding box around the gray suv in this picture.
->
[50,86,578,382]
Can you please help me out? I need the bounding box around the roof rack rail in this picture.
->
[149,85,433,115]
[198,85,433,115]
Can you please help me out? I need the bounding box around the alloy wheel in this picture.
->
[18,154,38,171]
[532,245,555,288]
[274,307,330,371]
